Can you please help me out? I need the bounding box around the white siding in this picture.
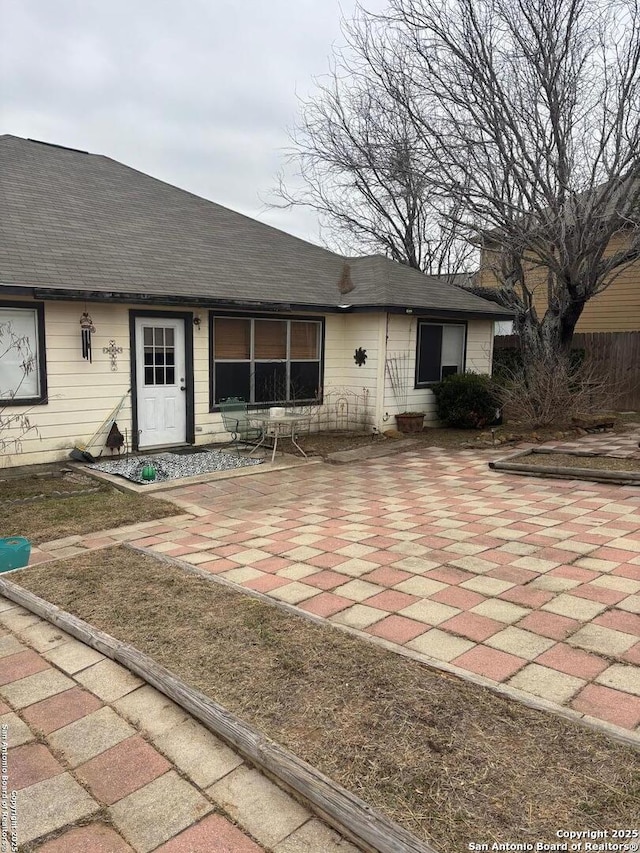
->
[383,315,494,428]
[466,319,494,375]
[0,296,494,467]
[0,298,213,467]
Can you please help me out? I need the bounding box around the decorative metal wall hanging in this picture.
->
[80,312,96,362]
[354,347,367,366]
[103,339,123,371]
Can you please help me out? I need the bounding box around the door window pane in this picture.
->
[254,320,286,359]
[142,325,176,386]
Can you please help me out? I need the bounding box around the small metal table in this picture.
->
[249,414,310,464]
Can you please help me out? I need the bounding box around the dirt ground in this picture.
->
[13,546,640,853]
[522,452,640,472]
[295,414,639,457]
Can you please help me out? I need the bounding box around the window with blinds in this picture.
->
[415,322,466,385]
[0,303,47,404]
[211,315,322,406]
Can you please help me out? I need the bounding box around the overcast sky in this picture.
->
[0,0,386,244]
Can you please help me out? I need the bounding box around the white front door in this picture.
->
[135,317,187,448]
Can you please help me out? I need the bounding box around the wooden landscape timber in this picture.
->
[0,578,437,853]
[489,449,640,485]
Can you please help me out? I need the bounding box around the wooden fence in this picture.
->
[494,331,640,411]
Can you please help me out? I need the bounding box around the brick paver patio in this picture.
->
[0,601,357,851]
[23,429,640,737]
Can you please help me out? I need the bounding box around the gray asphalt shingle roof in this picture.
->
[0,135,510,317]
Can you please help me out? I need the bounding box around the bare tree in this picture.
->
[380,0,640,367]
[273,12,475,276]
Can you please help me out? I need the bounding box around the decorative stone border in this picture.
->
[489,448,640,486]
[0,486,103,507]
[71,454,320,495]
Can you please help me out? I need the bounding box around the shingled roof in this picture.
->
[0,135,510,318]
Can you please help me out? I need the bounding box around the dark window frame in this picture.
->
[209,311,325,411]
[414,319,467,388]
[0,301,48,406]
[129,309,195,451]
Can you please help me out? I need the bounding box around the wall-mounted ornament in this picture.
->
[103,339,123,372]
[80,312,96,362]
[354,347,367,366]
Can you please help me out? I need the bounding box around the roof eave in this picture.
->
[1,285,513,319]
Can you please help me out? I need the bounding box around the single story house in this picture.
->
[0,135,511,467]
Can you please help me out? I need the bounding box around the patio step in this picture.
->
[327,438,419,464]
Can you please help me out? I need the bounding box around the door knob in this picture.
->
[180,385,186,391]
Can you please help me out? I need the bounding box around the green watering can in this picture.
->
[0,537,31,573]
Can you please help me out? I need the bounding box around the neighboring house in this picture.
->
[478,218,640,334]
[0,136,511,467]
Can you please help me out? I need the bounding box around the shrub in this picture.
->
[494,355,617,428]
[493,346,586,387]
[432,373,498,429]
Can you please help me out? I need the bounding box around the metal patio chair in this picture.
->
[218,397,263,455]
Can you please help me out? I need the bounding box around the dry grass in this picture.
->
[0,468,109,501]
[13,547,640,853]
[0,491,178,544]
[524,452,640,472]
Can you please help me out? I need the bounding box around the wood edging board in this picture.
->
[489,449,640,485]
[0,578,437,853]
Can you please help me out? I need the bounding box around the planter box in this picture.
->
[395,413,425,434]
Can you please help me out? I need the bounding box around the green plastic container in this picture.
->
[0,537,31,573]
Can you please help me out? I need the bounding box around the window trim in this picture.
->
[0,301,48,406]
[414,319,467,388]
[209,311,325,411]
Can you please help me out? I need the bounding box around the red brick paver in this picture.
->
[75,735,171,804]
[0,604,356,852]
[571,683,640,729]
[517,611,580,640]
[154,814,264,852]
[21,686,103,734]
[7,743,63,789]
[534,644,609,681]
[452,646,526,682]
[30,431,640,736]
[366,615,428,644]
[0,649,50,685]
[35,824,135,852]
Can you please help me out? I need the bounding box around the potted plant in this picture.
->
[386,354,425,433]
